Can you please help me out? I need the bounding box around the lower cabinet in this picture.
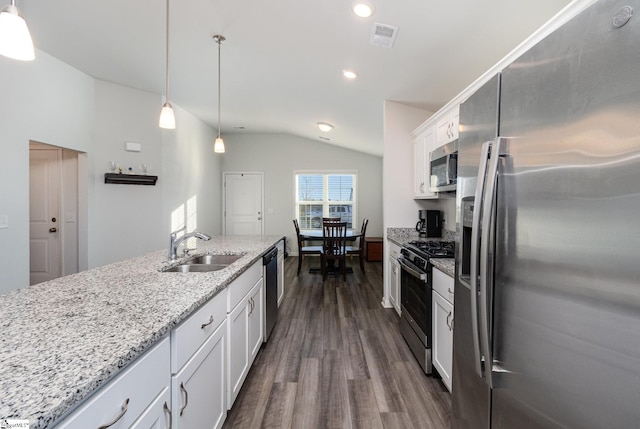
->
[131,386,171,429]
[54,337,171,429]
[432,267,454,392]
[171,322,227,429]
[54,255,270,429]
[387,242,401,316]
[227,276,264,408]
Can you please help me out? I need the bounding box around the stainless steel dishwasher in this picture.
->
[263,246,278,342]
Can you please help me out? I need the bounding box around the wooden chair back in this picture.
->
[322,221,348,257]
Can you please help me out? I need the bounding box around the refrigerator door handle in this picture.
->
[479,136,506,388]
[470,140,492,378]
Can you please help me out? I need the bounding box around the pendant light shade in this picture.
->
[213,34,225,153]
[159,101,176,129]
[0,0,34,61]
[159,0,176,129]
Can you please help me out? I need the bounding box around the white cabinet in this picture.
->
[130,386,171,429]
[277,239,285,306]
[432,267,454,392]
[227,260,264,408]
[171,321,227,429]
[387,241,401,316]
[436,105,459,146]
[170,289,228,429]
[414,127,437,199]
[55,337,171,429]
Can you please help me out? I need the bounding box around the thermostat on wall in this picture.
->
[125,141,142,152]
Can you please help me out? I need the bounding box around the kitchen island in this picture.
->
[0,235,283,428]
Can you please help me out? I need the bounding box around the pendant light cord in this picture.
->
[165,0,170,103]
[216,36,223,138]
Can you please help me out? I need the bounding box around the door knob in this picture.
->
[49,227,57,233]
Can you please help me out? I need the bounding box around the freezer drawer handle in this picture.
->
[163,401,173,429]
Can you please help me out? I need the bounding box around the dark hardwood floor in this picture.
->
[223,255,452,429]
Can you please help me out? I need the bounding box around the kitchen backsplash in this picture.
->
[387,227,455,241]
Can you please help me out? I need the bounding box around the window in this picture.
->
[295,172,356,229]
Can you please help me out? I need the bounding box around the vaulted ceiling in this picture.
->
[20,0,572,156]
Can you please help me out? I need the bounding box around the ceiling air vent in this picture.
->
[369,22,398,48]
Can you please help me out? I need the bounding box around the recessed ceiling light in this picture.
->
[353,2,374,18]
[343,70,358,79]
[318,122,334,132]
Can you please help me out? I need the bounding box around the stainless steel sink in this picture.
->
[185,254,243,265]
[164,264,228,273]
[162,253,244,273]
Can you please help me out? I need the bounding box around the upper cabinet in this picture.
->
[436,106,459,146]
[413,127,436,199]
[412,104,459,199]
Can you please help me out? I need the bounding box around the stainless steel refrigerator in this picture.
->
[452,1,640,427]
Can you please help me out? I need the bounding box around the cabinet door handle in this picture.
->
[163,401,172,429]
[179,382,189,416]
[446,311,453,330]
[97,398,129,429]
[447,288,454,295]
[201,315,214,329]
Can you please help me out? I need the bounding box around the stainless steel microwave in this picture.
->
[429,140,458,192]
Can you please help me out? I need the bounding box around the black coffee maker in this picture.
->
[416,210,442,238]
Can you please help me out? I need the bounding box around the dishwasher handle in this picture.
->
[263,247,278,265]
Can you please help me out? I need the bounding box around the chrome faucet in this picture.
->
[169,230,211,260]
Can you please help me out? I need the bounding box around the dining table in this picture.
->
[299,229,363,274]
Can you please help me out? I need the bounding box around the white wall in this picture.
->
[382,101,433,232]
[92,82,221,268]
[0,51,94,293]
[161,104,222,240]
[91,81,166,267]
[0,51,221,293]
[220,133,383,254]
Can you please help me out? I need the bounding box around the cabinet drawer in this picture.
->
[228,260,262,312]
[55,337,170,429]
[171,289,228,373]
[432,267,454,304]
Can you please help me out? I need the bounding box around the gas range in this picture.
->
[405,240,454,258]
[400,240,455,271]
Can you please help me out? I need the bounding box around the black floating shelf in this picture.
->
[104,173,158,186]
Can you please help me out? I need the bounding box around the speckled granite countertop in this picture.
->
[0,235,283,429]
[387,228,455,277]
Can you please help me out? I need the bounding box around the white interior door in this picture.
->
[224,172,263,235]
[30,148,62,285]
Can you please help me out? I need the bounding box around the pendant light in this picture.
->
[159,0,176,129]
[213,34,226,153]
[0,0,34,61]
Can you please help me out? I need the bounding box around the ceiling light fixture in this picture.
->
[213,34,226,153]
[0,0,34,61]
[318,122,334,132]
[353,2,374,18]
[343,69,358,79]
[159,0,176,129]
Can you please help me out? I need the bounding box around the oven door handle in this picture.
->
[398,258,427,281]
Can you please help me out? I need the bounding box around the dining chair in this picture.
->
[322,217,341,223]
[293,219,322,276]
[346,218,368,273]
[321,221,348,280]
